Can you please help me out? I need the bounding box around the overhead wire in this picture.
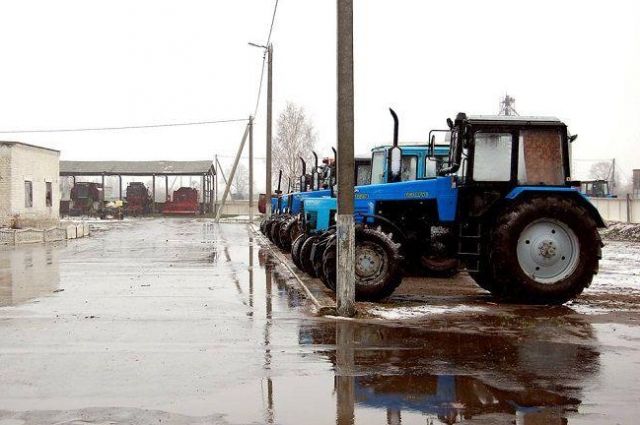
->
[0,118,249,134]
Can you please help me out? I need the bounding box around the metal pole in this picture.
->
[266,44,273,217]
[118,175,122,200]
[336,0,356,317]
[165,175,169,204]
[215,124,251,222]
[627,193,631,224]
[101,173,105,205]
[249,115,254,222]
[152,175,156,213]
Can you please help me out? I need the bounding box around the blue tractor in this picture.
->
[296,110,604,304]
[260,151,344,250]
[291,137,451,278]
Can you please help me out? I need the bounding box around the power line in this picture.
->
[0,117,249,134]
[252,0,279,117]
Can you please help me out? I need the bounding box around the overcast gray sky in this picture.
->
[0,0,638,189]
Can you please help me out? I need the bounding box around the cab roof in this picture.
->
[466,115,564,127]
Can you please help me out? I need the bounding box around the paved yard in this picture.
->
[0,218,638,424]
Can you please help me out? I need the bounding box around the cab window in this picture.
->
[473,132,512,182]
[371,152,386,184]
[400,156,418,181]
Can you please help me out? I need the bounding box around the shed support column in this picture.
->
[152,175,156,213]
[165,175,169,204]
[118,175,123,200]
[201,175,205,214]
[101,174,105,206]
[209,173,214,214]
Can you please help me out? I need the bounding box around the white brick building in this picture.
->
[0,142,60,228]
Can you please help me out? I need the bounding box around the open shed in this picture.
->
[60,160,215,213]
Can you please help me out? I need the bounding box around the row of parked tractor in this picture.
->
[260,109,605,305]
[64,182,200,217]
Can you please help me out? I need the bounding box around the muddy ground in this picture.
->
[0,218,638,424]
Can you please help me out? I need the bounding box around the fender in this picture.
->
[506,186,606,227]
[354,213,408,246]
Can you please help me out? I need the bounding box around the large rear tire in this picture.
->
[270,219,285,248]
[322,227,404,301]
[300,235,321,277]
[278,217,300,252]
[291,234,308,271]
[489,196,601,304]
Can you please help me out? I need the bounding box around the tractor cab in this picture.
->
[580,179,615,198]
[439,113,604,224]
[370,144,450,184]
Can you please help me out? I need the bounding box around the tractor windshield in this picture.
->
[371,151,386,184]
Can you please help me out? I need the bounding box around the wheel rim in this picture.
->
[355,242,388,284]
[516,218,580,284]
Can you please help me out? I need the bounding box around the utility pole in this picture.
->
[249,116,254,222]
[266,44,273,217]
[336,0,356,317]
[215,124,250,222]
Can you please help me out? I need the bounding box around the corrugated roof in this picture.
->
[60,160,214,176]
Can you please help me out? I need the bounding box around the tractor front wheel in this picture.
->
[322,227,403,301]
[489,196,601,304]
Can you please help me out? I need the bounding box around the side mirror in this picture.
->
[569,134,578,143]
[389,146,402,182]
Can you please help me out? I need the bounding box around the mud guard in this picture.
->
[506,187,606,228]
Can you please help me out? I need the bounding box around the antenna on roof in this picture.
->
[499,93,519,116]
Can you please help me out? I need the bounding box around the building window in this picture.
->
[46,182,53,207]
[25,181,33,208]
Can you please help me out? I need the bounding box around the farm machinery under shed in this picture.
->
[163,187,200,215]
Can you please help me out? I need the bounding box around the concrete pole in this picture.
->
[336,0,356,317]
[201,175,205,214]
[249,116,254,223]
[165,175,169,204]
[118,175,123,200]
[215,124,250,222]
[266,44,273,217]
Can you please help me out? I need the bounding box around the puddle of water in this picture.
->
[0,244,62,307]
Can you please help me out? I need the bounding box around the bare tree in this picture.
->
[589,161,613,181]
[228,163,250,199]
[273,102,316,191]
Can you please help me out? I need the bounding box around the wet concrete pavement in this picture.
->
[0,218,639,424]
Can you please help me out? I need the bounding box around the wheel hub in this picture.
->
[354,242,387,284]
[516,219,580,284]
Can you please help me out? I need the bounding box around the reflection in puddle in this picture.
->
[302,317,598,424]
[256,243,601,424]
[0,245,61,306]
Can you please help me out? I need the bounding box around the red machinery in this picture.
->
[163,187,200,215]
[125,182,152,216]
[69,182,103,216]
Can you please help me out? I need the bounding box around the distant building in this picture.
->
[0,142,60,228]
